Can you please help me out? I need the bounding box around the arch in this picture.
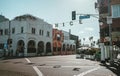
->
[16,40,25,56]
[66,44,70,51]
[37,41,44,54]
[53,42,57,52]
[73,45,76,51]
[72,45,76,54]
[62,44,66,51]
[27,40,36,53]
[46,42,51,53]
[70,44,72,51]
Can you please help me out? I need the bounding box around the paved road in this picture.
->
[0,55,117,76]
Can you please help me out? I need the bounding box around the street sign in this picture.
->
[79,15,90,19]
[107,16,112,24]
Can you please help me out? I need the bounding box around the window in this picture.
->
[57,34,61,41]
[21,27,24,33]
[39,30,41,35]
[12,28,15,34]
[47,31,50,37]
[32,28,35,34]
[112,4,120,18]
[4,29,8,35]
[0,29,3,35]
[39,30,44,36]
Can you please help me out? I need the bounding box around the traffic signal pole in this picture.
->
[107,0,113,64]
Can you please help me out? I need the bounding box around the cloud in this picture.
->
[79,31,85,34]
[84,27,94,31]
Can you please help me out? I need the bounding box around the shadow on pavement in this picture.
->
[100,63,120,76]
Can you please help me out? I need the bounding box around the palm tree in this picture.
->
[89,36,93,47]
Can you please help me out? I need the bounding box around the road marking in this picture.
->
[25,58,31,63]
[33,66,43,76]
[74,66,101,76]
[25,58,43,76]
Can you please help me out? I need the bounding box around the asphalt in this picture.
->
[0,58,37,76]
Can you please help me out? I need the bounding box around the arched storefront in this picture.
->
[53,42,57,52]
[70,44,73,54]
[37,41,44,55]
[73,45,76,54]
[46,42,52,54]
[70,45,72,51]
[62,44,66,51]
[16,40,25,56]
[62,44,66,55]
[66,44,69,54]
[27,40,36,53]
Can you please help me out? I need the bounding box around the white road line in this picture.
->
[74,66,101,76]
[25,58,43,76]
[25,58,31,63]
[33,66,43,76]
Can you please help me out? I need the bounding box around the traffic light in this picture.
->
[72,11,76,20]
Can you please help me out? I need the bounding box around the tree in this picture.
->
[89,36,95,47]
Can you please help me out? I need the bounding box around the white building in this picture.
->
[0,14,53,56]
[62,30,76,54]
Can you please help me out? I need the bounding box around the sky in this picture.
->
[0,0,99,45]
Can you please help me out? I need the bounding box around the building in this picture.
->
[0,14,53,56]
[52,29,64,55]
[62,30,76,55]
[0,15,9,22]
[52,29,77,55]
[0,14,79,57]
[70,34,79,49]
[111,0,120,47]
[97,0,120,46]
[96,0,120,61]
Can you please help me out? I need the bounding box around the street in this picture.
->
[0,55,117,76]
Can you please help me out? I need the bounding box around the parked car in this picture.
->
[76,48,85,59]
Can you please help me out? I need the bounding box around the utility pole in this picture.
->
[107,0,113,63]
[8,20,11,57]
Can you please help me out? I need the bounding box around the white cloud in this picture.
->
[79,31,85,34]
[84,27,94,31]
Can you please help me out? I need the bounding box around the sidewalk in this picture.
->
[102,58,120,76]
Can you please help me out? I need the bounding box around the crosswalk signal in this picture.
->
[72,11,76,20]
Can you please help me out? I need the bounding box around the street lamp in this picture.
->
[107,0,113,63]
